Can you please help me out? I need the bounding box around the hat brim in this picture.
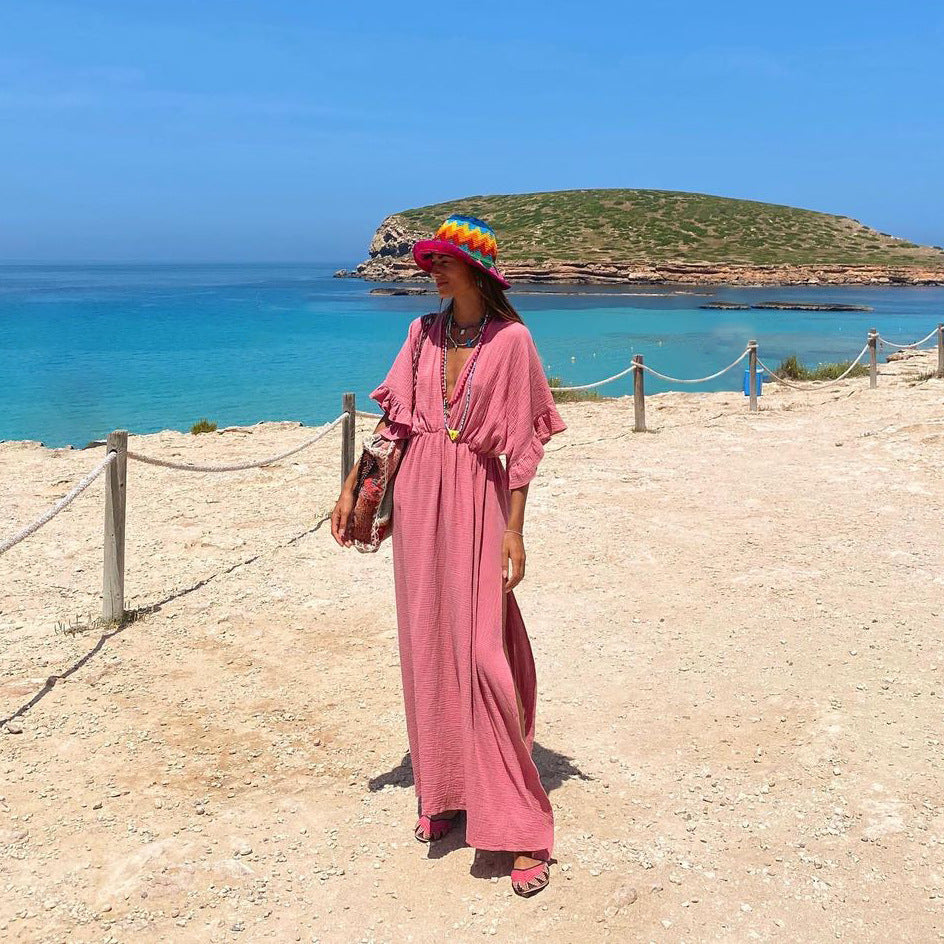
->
[413,238,511,290]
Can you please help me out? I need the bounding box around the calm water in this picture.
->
[2,263,942,448]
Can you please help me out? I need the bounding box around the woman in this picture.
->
[331,214,566,897]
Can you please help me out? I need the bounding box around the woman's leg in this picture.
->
[502,589,545,870]
[502,589,527,741]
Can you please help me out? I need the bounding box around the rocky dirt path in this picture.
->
[1,351,942,942]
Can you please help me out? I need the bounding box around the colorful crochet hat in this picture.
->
[413,214,511,289]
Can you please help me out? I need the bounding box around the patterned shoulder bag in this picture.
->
[348,313,435,553]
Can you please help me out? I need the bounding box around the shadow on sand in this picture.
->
[367,743,590,874]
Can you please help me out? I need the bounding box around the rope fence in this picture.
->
[551,363,638,392]
[0,322,941,623]
[0,451,117,558]
[637,348,750,385]
[877,326,940,350]
[757,341,872,391]
[126,415,345,472]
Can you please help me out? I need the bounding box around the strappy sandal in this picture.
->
[511,858,550,897]
[414,811,460,843]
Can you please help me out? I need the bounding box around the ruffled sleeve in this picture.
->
[369,316,426,441]
[503,326,567,489]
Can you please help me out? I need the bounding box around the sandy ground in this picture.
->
[1,350,943,944]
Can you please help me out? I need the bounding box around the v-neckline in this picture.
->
[440,313,487,407]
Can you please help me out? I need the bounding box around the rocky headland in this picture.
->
[336,208,944,287]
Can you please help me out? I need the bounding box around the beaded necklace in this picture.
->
[441,311,490,442]
[446,312,488,349]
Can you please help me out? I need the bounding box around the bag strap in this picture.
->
[410,313,436,415]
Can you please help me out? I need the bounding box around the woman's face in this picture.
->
[427,252,476,298]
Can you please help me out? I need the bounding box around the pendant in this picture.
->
[446,428,460,442]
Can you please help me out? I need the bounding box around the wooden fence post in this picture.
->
[937,323,944,379]
[103,430,128,623]
[341,392,356,484]
[868,328,878,388]
[632,355,646,432]
[748,340,758,413]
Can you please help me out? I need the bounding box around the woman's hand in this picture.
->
[331,488,355,548]
[502,531,526,592]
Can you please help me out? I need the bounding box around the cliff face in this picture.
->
[337,213,944,287]
[366,214,427,260]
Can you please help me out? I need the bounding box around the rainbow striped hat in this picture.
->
[413,214,510,289]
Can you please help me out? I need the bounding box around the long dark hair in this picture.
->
[441,263,524,325]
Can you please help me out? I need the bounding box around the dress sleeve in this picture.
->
[504,327,567,489]
[369,316,424,441]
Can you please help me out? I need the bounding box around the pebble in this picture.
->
[611,886,637,910]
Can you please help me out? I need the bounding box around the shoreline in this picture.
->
[3,350,938,456]
[337,259,944,287]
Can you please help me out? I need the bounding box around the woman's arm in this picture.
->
[502,483,529,592]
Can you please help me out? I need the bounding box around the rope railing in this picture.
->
[0,451,117,558]
[757,341,872,391]
[552,363,639,391]
[2,322,940,622]
[552,347,751,391]
[878,326,940,349]
[126,414,345,472]
[637,348,750,384]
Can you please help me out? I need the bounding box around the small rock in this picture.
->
[3,721,23,735]
[610,885,638,912]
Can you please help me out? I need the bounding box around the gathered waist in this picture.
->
[410,427,501,461]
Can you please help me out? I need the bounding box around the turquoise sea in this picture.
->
[2,263,942,448]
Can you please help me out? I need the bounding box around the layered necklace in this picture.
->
[441,310,490,442]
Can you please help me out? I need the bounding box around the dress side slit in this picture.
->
[502,587,527,742]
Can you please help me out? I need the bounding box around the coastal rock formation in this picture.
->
[367,215,427,260]
[702,302,874,311]
[368,287,434,296]
[336,211,944,287]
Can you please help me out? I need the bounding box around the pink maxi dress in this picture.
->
[369,311,566,859]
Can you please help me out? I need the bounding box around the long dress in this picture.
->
[369,311,566,859]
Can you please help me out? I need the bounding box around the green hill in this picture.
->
[396,189,943,267]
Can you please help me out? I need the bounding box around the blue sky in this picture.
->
[1,0,942,262]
